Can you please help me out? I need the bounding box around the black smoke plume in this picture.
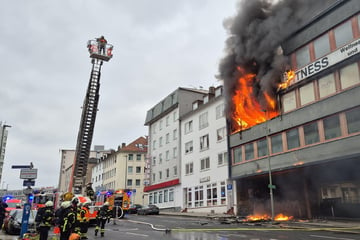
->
[219,0,328,130]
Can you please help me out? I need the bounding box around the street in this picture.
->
[1,214,359,240]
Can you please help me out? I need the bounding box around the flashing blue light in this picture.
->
[126,191,132,196]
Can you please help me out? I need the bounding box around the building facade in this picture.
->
[181,86,234,214]
[229,0,360,218]
[144,88,207,210]
[0,122,11,185]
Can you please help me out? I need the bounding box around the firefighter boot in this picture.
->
[95,229,98,236]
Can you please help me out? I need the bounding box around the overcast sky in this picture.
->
[0,0,238,190]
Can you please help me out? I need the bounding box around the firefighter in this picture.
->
[85,182,95,201]
[96,36,107,55]
[78,201,90,239]
[59,201,76,240]
[35,200,54,240]
[95,201,112,237]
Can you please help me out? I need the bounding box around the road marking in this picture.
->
[126,232,149,237]
[310,235,355,240]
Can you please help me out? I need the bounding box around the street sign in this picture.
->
[227,184,233,190]
[23,179,35,187]
[268,184,276,189]
[20,168,38,179]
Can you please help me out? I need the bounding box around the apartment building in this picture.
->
[144,88,207,210]
[229,0,360,218]
[92,136,148,205]
[181,86,234,214]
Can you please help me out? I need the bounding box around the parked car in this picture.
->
[128,204,143,214]
[137,204,159,215]
[3,209,37,235]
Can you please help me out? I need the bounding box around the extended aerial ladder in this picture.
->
[68,36,113,194]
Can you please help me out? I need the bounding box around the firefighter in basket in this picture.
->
[95,202,112,237]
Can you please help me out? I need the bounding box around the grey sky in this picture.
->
[0,0,238,189]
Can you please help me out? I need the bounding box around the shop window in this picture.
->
[220,182,226,205]
[304,122,320,145]
[283,90,297,112]
[314,33,330,59]
[296,45,310,68]
[164,190,168,202]
[299,82,315,106]
[187,188,192,207]
[233,147,242,163]
[286,128,300,150]
[206,183,218,206]
[323,115,341,140]
[257,138,268,157]
[334,20,353,48]
[346,107,360,134]
[340,62,360,89]
[194,186,204,207]
[271,134,283,154]
[319,73,336,98]
[244,142,254,160]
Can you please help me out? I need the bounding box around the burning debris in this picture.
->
[242,213,294,223]
[218,0,324,133]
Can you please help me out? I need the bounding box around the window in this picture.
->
[159,171,162,180]
[127,179,132,186]
[185,162,193,175]
[244,142,254,160]
[217,127,226,141]
[165,133,170,144]
[159,153,162,164]
[304,122,319,145]
[340,62,360,89]
[154,192,158,204]
[271,134,283,154]
[152,140,156,150]
[299,82,315,106]
[199,112,209,129]
[149,194,153,204]
[136,166,141,173]
[233,147,242,163]
[283,90,296,112]
[286,128,300,150]
[128,166,133,174]
[136,179,141,186]
[166,116,170,126]
[166,168,170,178]
[173,166,177,176]
[173,111,177,121]
[185,120,193,134]
[159,137,163,147]
[206,183,217,206]
[200,157,210,171]
[296,45,310,68]
[220,181,226,204]
[319,73,336,98]
[128,154,133,161]
[200,134,209,151]
[152,157,156,166]
[169,189,174,201]
[323,115,341,140]
[166,150,170,161]
[334,20,353,48]
[159,191,163,203]
[187,188,192,207]
[173,129,178,140]
[136,154,141,161]
[257,138,268,157]
[152,173,155,182]
[159,120,163,130]
[314,33,330,59]
[173,147,177,158]
[218,152,227,165]
[216,104,225,119]
[164,189,169,202]
[346,107,360,134]
[194,186,204,207]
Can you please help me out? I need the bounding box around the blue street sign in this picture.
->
[23,179,35,187]
[20,203,31,239]
[227,184,233,190]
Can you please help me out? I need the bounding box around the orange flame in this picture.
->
[231,67,279,133]
[245,213,293,222]
[278,70,295,90]
[274,213,294,221]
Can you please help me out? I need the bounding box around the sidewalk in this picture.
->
[160,211,360,233]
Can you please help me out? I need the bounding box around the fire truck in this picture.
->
[95,189,131,219]
[61,37,114,221]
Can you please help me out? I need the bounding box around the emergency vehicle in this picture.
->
[95,189,131,218]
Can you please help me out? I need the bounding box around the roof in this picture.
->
[119,136,148,152]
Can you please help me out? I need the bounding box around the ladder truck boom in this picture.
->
[69,36,113,194]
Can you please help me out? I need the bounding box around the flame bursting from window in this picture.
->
[278,70,296,90]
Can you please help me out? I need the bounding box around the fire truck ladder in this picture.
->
[70,37,113,193]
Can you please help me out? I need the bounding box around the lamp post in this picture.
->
[263,111,275,222]
[0,124,11,184]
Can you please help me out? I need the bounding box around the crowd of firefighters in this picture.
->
[31,196,112,240]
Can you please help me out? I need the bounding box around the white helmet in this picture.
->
[61,201,71,209]
[45,201,54,207]
[103,202,109,206]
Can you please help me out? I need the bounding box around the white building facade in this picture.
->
[181,86,233,214]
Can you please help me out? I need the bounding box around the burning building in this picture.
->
[220,0,360,219]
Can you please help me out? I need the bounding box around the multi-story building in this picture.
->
[144,88,208,210]
[0,122,11,185]
[58,145,108,194]
[228,0,360,218]
[92,136,148,205]
[181,86,234,214]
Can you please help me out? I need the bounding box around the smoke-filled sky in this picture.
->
[0,0,238,190]
[219,0,336,131]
